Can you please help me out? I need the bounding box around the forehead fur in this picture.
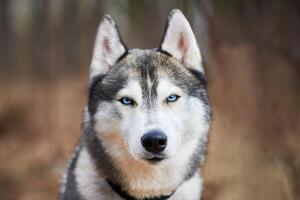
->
[88,49,208,113]
[123,49,207,98]
[120,49,206,89]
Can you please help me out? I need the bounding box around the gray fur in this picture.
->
[61,9,211,200]
[60,144,83,200]
[89,50,209,113]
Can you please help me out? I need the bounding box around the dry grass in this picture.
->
[203,42,300,200]
[0,74,87,200]
[0,43,299,200]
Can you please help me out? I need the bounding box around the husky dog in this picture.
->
[60,9,211,200]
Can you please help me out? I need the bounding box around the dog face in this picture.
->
[88,10,211,166]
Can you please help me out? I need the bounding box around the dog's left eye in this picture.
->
[166,94,180,103]
[119,97,135,106]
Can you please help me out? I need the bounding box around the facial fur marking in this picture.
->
[63,9,211,200]
[137,55,158,109]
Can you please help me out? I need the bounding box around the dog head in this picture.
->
[87,10,211,166]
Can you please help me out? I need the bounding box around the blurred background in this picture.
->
[0,0,299,199]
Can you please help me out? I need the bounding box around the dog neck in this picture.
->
[106,179,175,200]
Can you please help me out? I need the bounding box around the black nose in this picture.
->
[141,131,167,153]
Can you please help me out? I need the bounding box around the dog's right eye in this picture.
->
[119,97,135,106]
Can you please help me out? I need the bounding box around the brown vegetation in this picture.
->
[0,1,299,200]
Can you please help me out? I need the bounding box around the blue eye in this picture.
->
[119,97,134,106]
[166,94,180,103]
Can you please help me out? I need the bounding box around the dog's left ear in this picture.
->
[159,9,204,73]
[90,15,127,78]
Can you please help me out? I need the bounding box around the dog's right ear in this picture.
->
[90,15,127,78]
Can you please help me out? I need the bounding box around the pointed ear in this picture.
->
[90,15,127,78]
[159,9,204,73]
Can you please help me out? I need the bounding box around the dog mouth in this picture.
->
[146,157,165,164]
[143,154,167,164]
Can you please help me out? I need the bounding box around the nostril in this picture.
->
[141,130,167,153]
[143,138,153,148]
[157,138,167,146]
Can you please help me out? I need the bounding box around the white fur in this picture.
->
[94,102,121,134]
[60,144,82,195]
[161,9,204,73]
[172,172,202,200]
[75,148,103,199]
[75,148,122,200]
[61,10,209,200]
[90,15,126,78]
[92,77,209,199]
[75,147,203,200]
[76,10,209,200]
[60,170,67,195]
[116,80,143,104]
